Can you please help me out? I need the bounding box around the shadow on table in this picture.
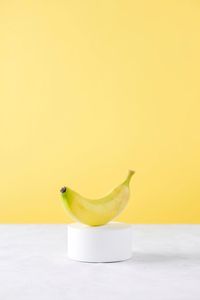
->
[125,252,200,264]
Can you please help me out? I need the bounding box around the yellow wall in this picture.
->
[0,0,200,223]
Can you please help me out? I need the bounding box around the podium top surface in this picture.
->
[68,221,132,230]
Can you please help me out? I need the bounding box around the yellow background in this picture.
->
[0,0,199,223]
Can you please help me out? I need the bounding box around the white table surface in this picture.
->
[0,225,200,300]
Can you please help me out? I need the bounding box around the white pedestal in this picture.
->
[67,222,132,263]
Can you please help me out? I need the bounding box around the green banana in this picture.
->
[60,170,135,226]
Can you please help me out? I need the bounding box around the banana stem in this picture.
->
[124,170,135,185]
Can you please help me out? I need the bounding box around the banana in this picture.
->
[60,170,135,226]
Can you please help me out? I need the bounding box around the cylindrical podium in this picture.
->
[67,222,132,263]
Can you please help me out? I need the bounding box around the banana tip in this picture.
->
[60,186,67,193]
[129,170,135,174]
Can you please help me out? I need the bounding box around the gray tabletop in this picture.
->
[0,225,200,300]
